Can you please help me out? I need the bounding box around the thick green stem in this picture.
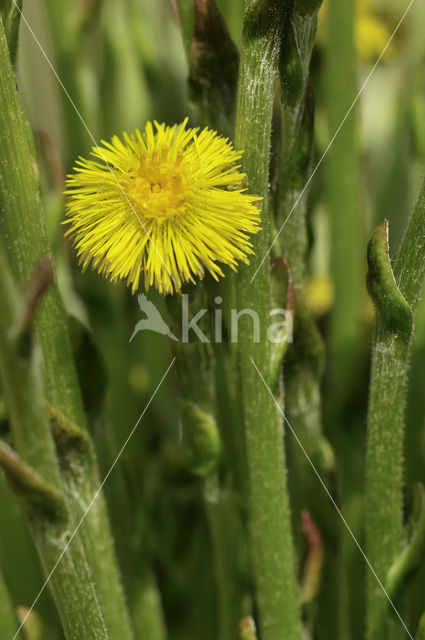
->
[234,2,302,639]
[0,20,133,639]
[365,192,425,639]
[0,17,85,436]
[365,330,410,639]
[0,249,113,640]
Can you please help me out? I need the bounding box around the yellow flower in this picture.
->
[355,0,395,63]
[304,274,334,317]
[64,119,261,295]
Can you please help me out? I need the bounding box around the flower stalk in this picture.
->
[234,2,302,638]
[167,288,246,640]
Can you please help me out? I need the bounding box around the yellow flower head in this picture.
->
[355,0,395,63]
[64,119,261,295]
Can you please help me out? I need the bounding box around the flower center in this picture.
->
[123,146,188,219]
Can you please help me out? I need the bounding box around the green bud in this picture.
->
[367,220,413,342]
[180,399,221,476]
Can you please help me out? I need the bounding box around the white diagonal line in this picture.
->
[250,356,413,640]
[12,358,176,640]
[13,0,176,288]
[251,0,416,283]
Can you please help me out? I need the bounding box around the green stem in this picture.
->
[204,473,247,640]
[0,249,112,640]
[0,15,85,436]
[324,4,364,632]
[234,2,302,639]
[284,290,325,514]
[277,0,319,285]
[0,20,133,639]
[284,291,350,638]
[365,323,409,639]
[325,0,365,419]
[277,3,350,626]
[91,412,167,640]
[365,186,425,639]
[168,287,246,640]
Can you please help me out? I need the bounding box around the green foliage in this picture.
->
[1,1,425,639]
[0,0,21,66]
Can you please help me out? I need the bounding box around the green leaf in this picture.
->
[188,0,239,134]
[0,441,67,523]
[0,0,22,67]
